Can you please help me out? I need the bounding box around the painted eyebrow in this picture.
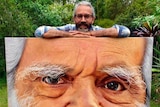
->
[16,63,70,81]
[100,66,143,85]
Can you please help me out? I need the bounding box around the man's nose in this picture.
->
[68,78,101,107]
[81,16,87,22]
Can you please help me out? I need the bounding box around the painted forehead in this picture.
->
[18,38,146,71]
[25,38,146,51]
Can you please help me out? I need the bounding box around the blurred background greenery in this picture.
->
[0,0,160,106]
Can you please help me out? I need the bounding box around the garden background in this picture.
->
[0,0,160,106]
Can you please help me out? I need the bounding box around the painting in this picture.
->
[5,37,153,107]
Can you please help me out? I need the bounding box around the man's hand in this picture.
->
[43,29,95,38]
[69,31,93,38]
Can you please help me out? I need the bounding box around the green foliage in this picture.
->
[132,23,160,37]
[95,19,115,28]
[0,86,7,107]
[0,0,34,37]
[151,73,160,105]
[151,100,160,107]
[0,0,74,37]
[129,0,160,29]
[153,36,160,70]
[0,78,7,107]
[131,10,160,29]
[115,0,154,28]
[90,0,130,21]
[89,0,106,19]
[49,3,73,25]
[104,0,129,20]
[16,1,73,27]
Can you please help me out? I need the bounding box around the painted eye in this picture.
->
[105,81,124,91]
[42,76,64,85]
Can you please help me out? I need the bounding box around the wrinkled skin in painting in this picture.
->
[7,38,149,107]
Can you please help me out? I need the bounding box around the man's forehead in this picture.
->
[76,5,92,13]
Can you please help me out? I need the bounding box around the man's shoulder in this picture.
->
[65,24,76,28]
[91,25,104,31]
[61,24,76,31]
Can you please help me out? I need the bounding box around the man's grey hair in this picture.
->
[5,37,153,107]
[73,1,96,18]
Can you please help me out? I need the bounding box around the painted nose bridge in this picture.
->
[80,46,97,77]
[70,77,100,107]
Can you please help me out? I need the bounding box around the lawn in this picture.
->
[151,101,160,107]
[151,72,160,107]
[0,78,8,107]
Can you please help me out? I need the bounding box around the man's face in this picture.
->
[74,5,95,31]
[15,38,146,107]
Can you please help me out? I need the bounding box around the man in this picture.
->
[5,37,153,107]
[35,1,130,38]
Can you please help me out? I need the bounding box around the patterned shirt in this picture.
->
[35,24,130,37]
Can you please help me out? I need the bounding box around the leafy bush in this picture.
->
[95,19,115,28]
[17,1,73,27]
[49,3,74,25]
[115,0,156,29]
[0,0,34,37]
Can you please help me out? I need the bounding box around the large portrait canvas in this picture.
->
[5,37,153,107]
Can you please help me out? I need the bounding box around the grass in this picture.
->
[0,78,8,107]
[151,72,160,107]
[151,100,160,107]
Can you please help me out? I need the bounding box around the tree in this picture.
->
[0,0,34,37]
[89,0,133,27]
[115,0,155,29]
[104,0,130,20]
[0,0,35,79]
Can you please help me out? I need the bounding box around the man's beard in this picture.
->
[76,22,92,32]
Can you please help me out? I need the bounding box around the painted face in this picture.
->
[74,5,95,31]
[15,38,146,107]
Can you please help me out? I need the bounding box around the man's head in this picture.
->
[5,37,153,107]
[73,1,95,31]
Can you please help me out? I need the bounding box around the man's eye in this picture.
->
[76,14,83,18]
[84,14,90,18]
[42,76,64,85]
[104,81,125,91]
